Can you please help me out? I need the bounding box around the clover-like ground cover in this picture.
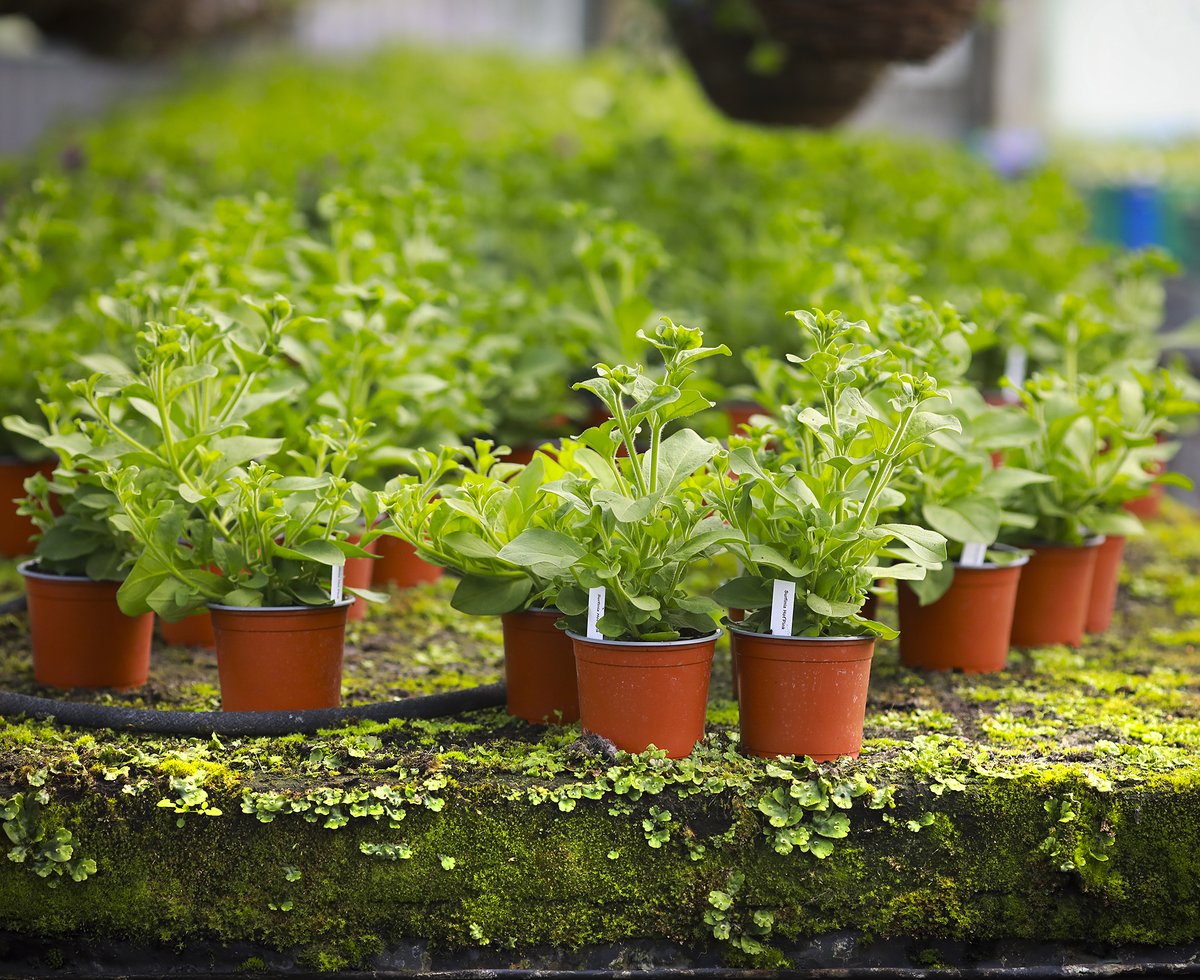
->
[0,503,1197,973]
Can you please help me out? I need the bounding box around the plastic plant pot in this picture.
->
[500,607,579,724]
[0,458,53,557]
[372,536,442,589]
[897,557,1028,673]
[729,626,874,761]
[1086,535,1127,635]
[208,599,353,712]
[344,535,379,622]
[159,612,215,649]
[568,630,718,759]
[723,401,768,433]
[19,561,153,690]
[1010,538,1104,648]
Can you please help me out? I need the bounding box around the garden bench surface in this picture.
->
[0,504,1196,974]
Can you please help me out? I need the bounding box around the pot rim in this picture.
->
[1015,535,1106,550]
[208,598,355,613]
[953,553,1031,570]
[566,628,723,648]
[726,623,873,643]
[17,560,107,584]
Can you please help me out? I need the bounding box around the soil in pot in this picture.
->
[209,600,352,711]
[372,536,442,590]
[0,458,53,557]
[345,536,379,622]
[159,612,215,649]
[730,627,874,760]
[1086,535,1127,635]
[897,559,1027,673]
[20,562,153,689]
[500,608,579,724]
[1010,539,1104,648]
[569,631,717,758]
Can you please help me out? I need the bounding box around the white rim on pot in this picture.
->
[17,560,101,584]
[565,629,723,647]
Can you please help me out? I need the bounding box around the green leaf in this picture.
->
[805,593,859,619]
[713,576,773,610]
[874,523,947,564]
[497,528,585,573]
[647,429,718,495]
[923,499,1000,546]
[450,574,532,616]
[209,435,285,466]
[274,539,346,567]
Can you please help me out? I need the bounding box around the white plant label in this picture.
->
[586,586,606,639]
[770,579,796,637]
[1002,346,1027,403]
[330,564,345,602]
[960,542,989,567]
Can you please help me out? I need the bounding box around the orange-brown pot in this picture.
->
[500,608,578,724]
[1010,538,1104,648]
[209,600,352,712]
[0,458,53,557]
[372,536,442,589]
[724,401,768,433]
[1124,481,1165,520]
[345,536,379,622]
[159,612,215,649]
[1086,535,1127,635]
[897,558,1027,673]
[730,627,874,760]
[20,562,152,690]
[569,630,717,758]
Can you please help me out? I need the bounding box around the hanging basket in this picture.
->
[665,0,981,65]
[667,10,886,127]
[0,0,294,59]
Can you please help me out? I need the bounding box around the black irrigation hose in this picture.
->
[0,683,508,737]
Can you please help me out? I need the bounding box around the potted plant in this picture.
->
[52,300,385,710]
[274,281,490,590]
[0,411,152,690]
[710,310,950,760]
[497,321,734,758]
[998,370,1180,647]
[873,299,1046,672]
[1082,368,1197,633]
[382,440,583,725]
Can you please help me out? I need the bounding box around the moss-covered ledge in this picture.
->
[0,502,1198,973]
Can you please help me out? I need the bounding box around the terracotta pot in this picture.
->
[1010,538,1104,648]
[729,627,874,761]
[159,612,215,649]
[897,558,1028,673]
[345,536,379,622]
[209,600,352,711]
[0,458,53,557]
[1124,481,1165,520]
[19,562,153,690]
[724,401,768,433]
[372,536,442,589]
[568,630,718,758]
[1086,535,1127,635]
[501,608,579,724]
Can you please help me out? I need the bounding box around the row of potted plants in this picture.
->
[0,302,1191,760]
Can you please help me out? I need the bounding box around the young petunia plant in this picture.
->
[496,320,736,641]
[380,440,571,615]
[24,299,386,619]
[711,309,952,638]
